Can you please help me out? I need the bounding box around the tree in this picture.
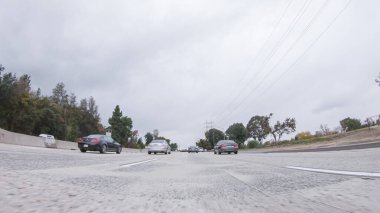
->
[88,96,100,120]
[225,123,247,147]
[340,117,362,132]
[196,139,211,150]
[270,118,296,142]
[246,114,272,143]
[205,128,225,148]
[319,124,330,135]
[144,132,154,145]
[108,105,133,146]
[51,82,68,106]
[169,143,178,151]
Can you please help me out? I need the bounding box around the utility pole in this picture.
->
[204,121,213,132]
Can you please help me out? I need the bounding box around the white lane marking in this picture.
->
[286,166,380,178]
[120,159,157,168]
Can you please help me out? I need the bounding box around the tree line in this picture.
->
[0,65,102,141]
[0,64,143,148]
[196,114,296,150]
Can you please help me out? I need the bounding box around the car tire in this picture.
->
[100,144,107,154]
[148,151,151,155]
[116,147,121,154]
[214,151,216,154]
[154,152,157,154]
[234,151,238,154]
[169,152,171,154]
[80,149,86,153]
[218,151,221,155]
[228,152,231,154]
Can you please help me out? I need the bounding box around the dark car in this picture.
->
[214,140,238,155]
[188,146,199,153]
[78,134,122,154]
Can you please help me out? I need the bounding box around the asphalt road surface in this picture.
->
[1,143,379,213]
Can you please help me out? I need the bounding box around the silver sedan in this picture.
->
[147,140,171,155]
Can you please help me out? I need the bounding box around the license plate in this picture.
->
[84,144,88,147]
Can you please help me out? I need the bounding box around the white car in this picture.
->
[39,134,56,148]
[147,140,171,155]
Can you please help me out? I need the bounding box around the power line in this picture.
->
[209,0,294,121]
[222,0,352,125]
[256,0,352,100]
[217,0,325,125]
[213,0,312,123]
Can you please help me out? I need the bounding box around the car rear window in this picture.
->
[151,140,165,144]
[87,135,103,139]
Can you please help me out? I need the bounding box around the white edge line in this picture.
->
[120,159,157,168]
[286,166,380,178]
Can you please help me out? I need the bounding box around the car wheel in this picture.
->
[116,147,121,154]
[169,152,171,154]
[218,151,221,155]
[214,151,216,154]
[228,152,231,154]
[100,144,107,154]
[80,149,86,153]
[154,152,157,154]
[234,151,238,154]
[148,151,151,155]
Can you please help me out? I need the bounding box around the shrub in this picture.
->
[295,131,314,140]
[247,140,260,148]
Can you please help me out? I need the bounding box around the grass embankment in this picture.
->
[252,126,380,150]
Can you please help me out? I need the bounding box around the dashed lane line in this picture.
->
[286,166,380,178]
[120,159,157,168]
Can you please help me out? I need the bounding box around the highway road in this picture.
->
[1,143,379,212]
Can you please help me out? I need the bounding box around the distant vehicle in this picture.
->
[179,149,188,152]
[78,134,122,154]
[39,134,56,148]
[214,140,238,155]
[147,140,171,155]
[188,146,199,153]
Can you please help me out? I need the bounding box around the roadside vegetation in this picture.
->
[0,64,147,148]
[196,113,378,150]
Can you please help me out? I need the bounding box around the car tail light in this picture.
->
[91,138,101,143]
[234,144,238,148]
[220,144,225,147]
[78,138,84,142]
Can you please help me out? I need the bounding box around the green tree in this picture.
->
[340,117,362,132]
[205,128,225,148]
[169,143,178,151]
[108,105,133,147]
[137,137,145,149]
[51,82,68,106]
[196,139,211,150]
[225,123,247,147]
[271,118,296,142]
[246,114,272,143]
[144,132,154,145]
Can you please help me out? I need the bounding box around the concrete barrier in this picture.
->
[0,128,77,150]
[0,128,45,147]
[56,140,77,150]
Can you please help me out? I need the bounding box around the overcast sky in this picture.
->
[1,0,380,147]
